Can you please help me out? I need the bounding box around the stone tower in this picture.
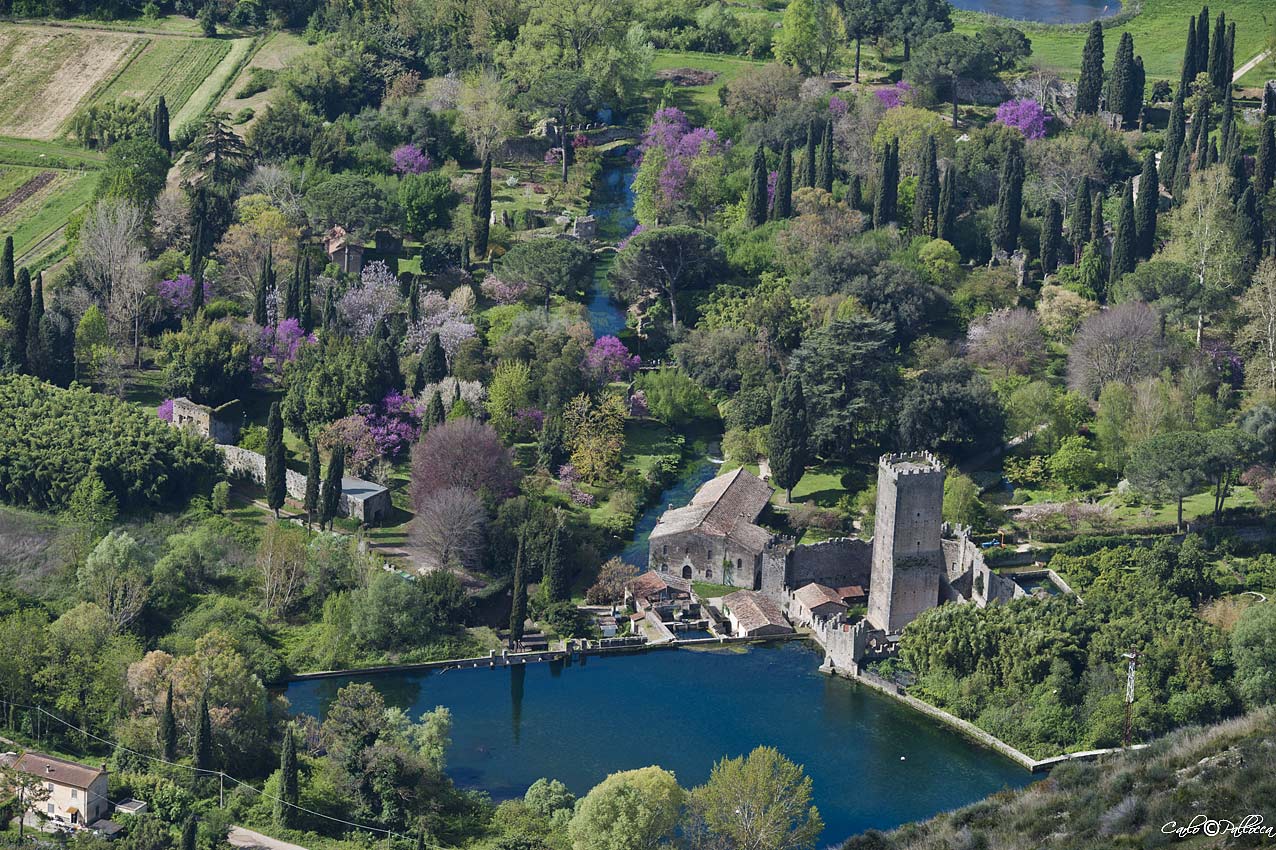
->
[867,452,946,634]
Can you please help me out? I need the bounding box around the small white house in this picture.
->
[11,751,109,828]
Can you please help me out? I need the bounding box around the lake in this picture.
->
[952,0,1118,24]
[286,642,1032,846]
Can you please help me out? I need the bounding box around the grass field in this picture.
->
[4,170,99,266]
[170,35,256,134]
[954,0,1275,80]
[94,33,232,114]
[649,50,765,120]
[215,31,312,132]
[0,135,105,169]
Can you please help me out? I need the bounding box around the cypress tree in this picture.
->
[817,120,834,193]
[193,693,213,773]
[1255,120,1276,197]
[299,258,312,333]
[1238,185,1262,261]
[1076,21,1105,115]
[802,121,817,188]
[774,141,793,219]
[473,154,492,259]
[1188,94,1210,161]
[190,260,205,317]
[11,267,30,371]
[40,310,74,388]
[304,441,320,528]
[873,140,898,228]
[285,261,300,321]
[1134,153,1159,259]
[1110,180,1136,287]
[1163,92,1186,185]
[265,402,285,517]
[1224,22,1236,89]
[1,235,12,292]
[768,373,808,502]
[161,682,177,762]
[1263,84,1276,121]
[509,532,527,646]
[1196,7,1210,74]
[254,249,273,326]
[746,144,768,227]
[1108,32,1137,127]
[407,275,420,324]
[847,173,862,212]
[1173,138,1193,202]
[320,446,344,530]
[1042,199,1063,274]
[323,284,336,330]
[937,167,957,244]
[26,272,43,373]
[1207,11,1226,91]
[1218,86,1235,158]
[542,520,567,603]
[275,726,298,829]
[153,95,171,156]
[1204,137,1218,168]
[1089,191,1105,245]
[991,145,1025,254]
[422,332,447,385]
[1180,16,1198,96]
[1225,144,1246,203]
[913,135,940,237]
[1132,56,1146,129]
[1070,183,1092,261]
[180,818,196,850]
[426,391,445,428]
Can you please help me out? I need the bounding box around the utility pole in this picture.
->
[1122,650,1139,748]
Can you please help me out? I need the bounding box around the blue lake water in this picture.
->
[585,158,637,338]
[285,642,1032,846]
[952,0,1118,24]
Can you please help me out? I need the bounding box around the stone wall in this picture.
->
[218,444,374,521]
[650,529,759,588]
[789,537,872,590]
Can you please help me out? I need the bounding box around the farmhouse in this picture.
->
[720,590,792,638]
[6,751,109,828]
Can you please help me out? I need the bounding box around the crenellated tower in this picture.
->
[867,452,946,633]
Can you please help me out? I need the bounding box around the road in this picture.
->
[1233,49,1271,83]
[228,826,309,850]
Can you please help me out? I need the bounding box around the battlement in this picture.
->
[879,451,943,478]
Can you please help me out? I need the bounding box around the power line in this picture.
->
[3,701,458,849]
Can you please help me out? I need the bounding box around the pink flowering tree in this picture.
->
[585,335,640,382]
[875,81,914,110]
[480,275,528,305]
[995,99,1050,140]
[157,398,175,421]
[157,274,211,315]
[631,106,724,226]
[404,289,477,362]
[337,261,403,338]
[392,144,432,174]
[359,390,424,459]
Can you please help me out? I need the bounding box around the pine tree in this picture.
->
[1,235,12,292]
[193,693,213,772]
[180,818,196,850]
[774,141,793,219]
[26,272,43,373]
[509,532,527,646]
[265,402,286,517]
[542,520,567,603]
[1108,32,1137,127]
[991,145,1025,254]
[936,167,957,244]
[802,121,817,188]
[426,391,445,428]
[873,140,898,228]
[320,446,344,530]
[1076,21,1105,115]
[299,258,313,333]
[1163,92,1186,185]
[768,373,808,502]
[1207,11,1226,91]
[323,284,336,330]
[1070,182,1092,261]
[1110,180,1136,288]
[11,267,30,371]
[473,154,492,259]
[275,726,298,829]
[913,135,940,237]
[847,173,862,212]
[1042,199,1062,274]
[153,95,171,156]
[1256,120,1276,197]
[304,442,320,528]
[746,145,769,227]
[1180,16,1198,96]
[161,682,177,762]
[254,249,273,326]
[1134,153,1159,260]
[817,120,834,193]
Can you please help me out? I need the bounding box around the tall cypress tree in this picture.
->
[193,693,213,773]
[937,166,957,244]
[1207,11,1226,91]
[802,121,817,188]
[1263,83,1276,121]
[285,261,301,320]
[1042,199,1063,274]
[1110,180,1136,287]
[774,141,793,219]
[320,446,344,530]
[1218,86,1236,158]
[1,235,12,292]
[768,373,808,502]
[509,532,527,646]
[1196,6,1210,74]
[26,272,43,373]
[991,145,1025,254]
[11,267,30,371]
[1134,153,1159,259]
[873,140,898,228]
[422,332,447,385]
[1224,22,1235,88]
[254,249,273,326]
[817,120,834,193]
[426,391,445,428]
[407,275,420,324]
[1089,191,1105,245]
[1070,182,1092,261]
[304,441,320,528]
[913,135,940,237]
[1163,92,1186,185]
[542,520,567,603]
[190,260,205,317]
[1132,56,1146,129]
[1255,120,1276,197]
[1108,32,1137,127]
[1190,95,1211,165]
[161,682,177,762]
[1172,138,1193,202]
[299,257,313,333]
[847,173,862,212]
[275,726,298,829]
[153,95,171,156]
[265,402,286,517]
[1076,20,1105,115]
[1237,185,1262,261]
[473,154,492,259]
[746,144,769,227]
[1180,16,1198,96]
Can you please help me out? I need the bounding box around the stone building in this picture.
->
[720,590,792,637]
[790,583,848,625]
[170,397,242,444]
[867,452,948,633]
[323,226,364,274]
[647,467,774,588]
[4,751,109,829]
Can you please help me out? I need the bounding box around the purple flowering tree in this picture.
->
[392,144,432,174]
[319,416,380,477]
[337,261,403,337]
[875,81,914,110]
[585,335,640,382]
[632,106,724,225]
[256,318,316,381]
[157,398,175,421]
[995,99,1050,140]
[157,274,211,315]
[359,390,424,459]
[829,95,849,119]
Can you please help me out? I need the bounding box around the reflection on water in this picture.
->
[951,0,1117,24]
[286,642,1031,845]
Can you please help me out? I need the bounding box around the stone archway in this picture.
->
[682,565,693,580]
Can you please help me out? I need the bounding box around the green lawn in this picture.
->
[953,0,1275,81]
[784,463,856,508]
[3,169,99,265]
[648,50,765,120]
[93,33,232,115]
[693,581,737,599]
[0,135,105,169]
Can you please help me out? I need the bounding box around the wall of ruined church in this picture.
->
[649,529,759,588]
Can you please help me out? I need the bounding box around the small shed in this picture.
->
[340,476,390,524]
[791,583,849,624]
[721,590,792,638]
[323,226,364,274]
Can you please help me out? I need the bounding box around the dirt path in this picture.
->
[228,826,308,850]
[0,170,55,217]
[14,223,65,267]
[1234,49,1271,83]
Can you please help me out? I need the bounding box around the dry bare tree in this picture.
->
[258,524,309,617]
[1066,301,1167,398]
[411,487,488,571]
[965,307,1045,376]
[1240,259,1276,393]
[78,198,145,303]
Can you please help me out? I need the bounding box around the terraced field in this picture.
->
[0,163,99,268]
[93,33,231,114]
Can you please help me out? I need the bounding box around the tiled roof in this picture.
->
[626,571,691,599]
[722,590,790,633]
[836,585,866,600]
[794,583,847,610]
[650,468,774,554]
[14,752,105,789]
